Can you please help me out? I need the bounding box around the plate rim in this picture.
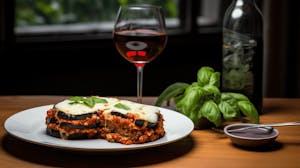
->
[4,104,194,152]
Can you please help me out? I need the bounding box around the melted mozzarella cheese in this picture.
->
[110,100,159,123]
[55,97,160,123]
[54,99,106,115]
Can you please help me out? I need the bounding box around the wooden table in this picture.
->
[0,96,300,168]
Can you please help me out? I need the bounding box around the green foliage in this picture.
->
[175,85,204,124]
[197,66,221,91]
[15,0,179,26]
[155,66,260,128]
[199,100,222,127]
[68,96,108,108]
[155,82,190,107]
[114,103,131,110]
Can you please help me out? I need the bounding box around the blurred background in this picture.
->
[0,0,299,98]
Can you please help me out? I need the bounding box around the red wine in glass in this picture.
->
[114,29,167,66]
[113,5,167,103]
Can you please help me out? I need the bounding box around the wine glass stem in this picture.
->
[136,65,144,103]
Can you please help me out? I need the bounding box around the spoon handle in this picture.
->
[227,121,300,133]
[263,121,300,127]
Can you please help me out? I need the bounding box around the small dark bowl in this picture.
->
[224,123,279,147]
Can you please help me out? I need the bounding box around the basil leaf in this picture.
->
[114,103,131,110]
[199,100,221,127]
[209,72,221,87]
[197,66,215,87]
[218,101,239,121]
[220,93,239,111]
[176,85,203,117]
[155,82,190,106]
[69,101,78,105]
[202,85,221,103]
[156,65,260,129]
[237,100,259,123]
[68,96,83,102]
[68,96,84,106]
[174,94,184,104]
[83,98,94,108]
[92,97,108,104]
[222,92,249,101]
[68,96,108,108]
[220,92,233,101]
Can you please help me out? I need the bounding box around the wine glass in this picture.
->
[113,5,167,103]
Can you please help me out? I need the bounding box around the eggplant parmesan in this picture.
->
[45,96,165,144]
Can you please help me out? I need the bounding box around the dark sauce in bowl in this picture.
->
[224,124,279,147]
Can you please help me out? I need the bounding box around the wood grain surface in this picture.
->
[0,96,299,168]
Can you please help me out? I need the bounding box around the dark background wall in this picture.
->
[1,0,300,98]
[0,32,222,96]
[263,0,300,97]
[0,0,224,97]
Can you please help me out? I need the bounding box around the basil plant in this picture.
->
[155,66,259,128]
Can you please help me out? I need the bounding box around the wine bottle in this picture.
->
[221,0,263,114]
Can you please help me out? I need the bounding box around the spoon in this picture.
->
[227,121,300,133]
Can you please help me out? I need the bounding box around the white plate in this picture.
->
[4,105,194,152]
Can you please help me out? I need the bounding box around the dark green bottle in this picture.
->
[222,0,263,114]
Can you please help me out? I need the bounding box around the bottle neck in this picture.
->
[232,0,256,5]
[231,0,262,17]
[231,0,259,9]
[224,0,263,36]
